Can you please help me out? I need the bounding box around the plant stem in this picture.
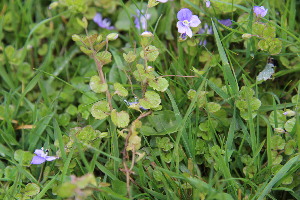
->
[93,55,113,111]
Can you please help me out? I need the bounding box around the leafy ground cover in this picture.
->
[1,0,300,199]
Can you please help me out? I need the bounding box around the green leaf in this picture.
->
[139,91,161,109]
[24,183,40,196]
[111,180,127,196]
[89,75,108,93]
[57,182,77,198]
[111,109,130,128]
[271,135,285,150]
[252,22,265,36]
[140,45,159,61]
[140,111,178,135]
[269,38,282,55]
[285,140,296,155]
[113,82,128,97]
[239,86,255,99]
[133,64,155,82]
[156,137,174,151]
[284,117,296,132]
[206,102,221,113]
[77,126,97,141]
[258,39,269,51]
[149,77,169,92]
[14,150,33,167]
[269,110,286,128]
[91,101,110,120]
[97,51,112,65]
[123,51,136,63]
[153,170,164,181]
[263,26,276,38]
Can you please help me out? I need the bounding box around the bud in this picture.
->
[82,17,88,29]
[283,110,296,117]
[242,33,252,39]
[96,34,103,43]
[148,0,159,8]
[146,66,154,72]
[72,34,81,42]
[274,128,286,133]
[49,2,59,10]
[106,33,119,41]
[141,31,154,37]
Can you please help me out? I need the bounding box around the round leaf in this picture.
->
[91,101,110,120]
[111,109,130,128]
[90,75,108,93]
[24,183,40,196]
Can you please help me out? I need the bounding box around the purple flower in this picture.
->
[31,148,58,165]
[198,23,213,34]
[179,33,188,41]
[93,13,114,30]
[206,0,211,8]
[218,19,232,27]
[177,8,201,38]
[134,9,151,31]
[198,23,213,46]
[253,6,268,18]
[124,100,148,110]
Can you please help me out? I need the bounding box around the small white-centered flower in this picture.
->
[177,8,201,38]
[31,147,59,165]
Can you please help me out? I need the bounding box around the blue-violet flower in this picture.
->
[198,23,213,46]
[93,13,114,30]
[177,8,201,38]
[31,148,58,165]
[134,9,151,31]
[253,6,268,18]
[206,0,211,8]
[218,19,232,27]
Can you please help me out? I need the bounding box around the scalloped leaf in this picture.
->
[113,82,128,97]
[149,77,169,92]
[89,75,108,93]
[111,109,130,128]
[140,45,159,61]
[139,91,161,109]
[91,101,110,120]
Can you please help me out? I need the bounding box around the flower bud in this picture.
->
[141,31,154,37]
[82,17,88,29]
[106,33,119,41]
[283,110,296,117]
[274,128,286,133]
[148,0,159,8]
[242,33,252,39]
[72,34,81,42]
[49,2,59,10]
[96,34,103,43]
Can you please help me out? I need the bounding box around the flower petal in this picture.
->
[189,15,201,27]
[93,13,102,24]
[31,156,46,164]
[177,21,187,33]
[185,27,193,38]
[45,156,59,161]
[177,8,192,21]
[34,149,45,157]
[218,19,232,27]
